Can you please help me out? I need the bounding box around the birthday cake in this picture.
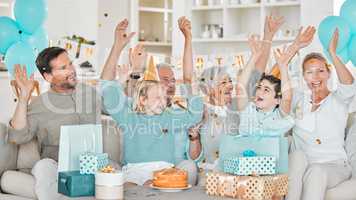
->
[152,168,188,188]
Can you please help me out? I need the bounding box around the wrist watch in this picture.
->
[129,72,143,80]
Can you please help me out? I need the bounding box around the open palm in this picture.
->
[264,15,284,39]
[114,19,135,48]
[294,26,316,49]
[328,29,339,55]
[129,43,147,72]
[274,46,290,68]
[14,64,35,101]
[248,35,263,59]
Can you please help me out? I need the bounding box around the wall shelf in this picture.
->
[191,5,224,11]
[263,1,300,7]
[226,3,261,9]
[132,0,173,56]
[140,41,172,46]
[139,6,172,13]
[188,0,301,54]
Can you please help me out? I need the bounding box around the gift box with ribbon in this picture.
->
[79,152,109,174]
[219,136,288,174]
[206,172,288,200]
[223,150,276,176]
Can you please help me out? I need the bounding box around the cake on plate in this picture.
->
[152,168,188,188]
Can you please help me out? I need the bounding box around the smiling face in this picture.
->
[158,66,176,97]
[254,79,280,111]
[44,52,77,90]
[303,58,330,92]
[140,83,168,115]
[211,75,233,106]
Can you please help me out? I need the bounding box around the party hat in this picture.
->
[143,56,160,81]
[270,65,281,79]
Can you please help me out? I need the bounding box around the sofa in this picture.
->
[0,117,122,200]
[1,114,356,200]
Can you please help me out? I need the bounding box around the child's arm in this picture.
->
[274,47,293,115]
[255,15,284,73]
[101,19,135,80]
[237,35,262,111]
[329,29,354,85]
[178,17,193,84]
[126,44,147,97]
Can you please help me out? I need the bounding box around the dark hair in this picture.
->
[258,73,281,98]
[36,47,67,77]
[302,52,330,72]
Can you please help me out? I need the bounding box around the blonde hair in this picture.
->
[132,80,161,114]
[302,53,331,72]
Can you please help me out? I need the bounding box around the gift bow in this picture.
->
[242,150,257,157]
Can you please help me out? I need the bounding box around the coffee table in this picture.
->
[60,186,234,200]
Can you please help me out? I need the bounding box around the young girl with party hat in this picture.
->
[100,18,203,186]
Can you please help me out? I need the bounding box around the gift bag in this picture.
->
[219,136,288,173]
[58,124,103,172]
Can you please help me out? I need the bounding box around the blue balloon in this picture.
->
[4,41,37,78]
[348,36,356,66]
[14,0,48,34]
[0,17,21,54]
[318,16,351,53]
[340,0,356,33]
[21,27,49,55]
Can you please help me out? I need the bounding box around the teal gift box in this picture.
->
[58,171,95,197]
[79,152,109,174]
[219,136,288,174]
[223,156,276,175]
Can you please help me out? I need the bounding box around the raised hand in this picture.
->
[14,64,35,102]
[293,26,316,49]
[178,16,192,40]
[117,64,131,83]
[264,15,284,40]
[274,46,290,69]
[114,19,136,49]
[129,43,147,72]
[328,28,339,56]
[248,34,263,59]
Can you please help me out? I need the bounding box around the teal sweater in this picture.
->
[101,80,204,165]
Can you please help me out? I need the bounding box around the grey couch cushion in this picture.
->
[0,193,35,200]
[0,123,17,178]
[346,112,356,178]
[0,170,36,199]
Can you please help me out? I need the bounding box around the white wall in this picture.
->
[97,0,129,69]
[45,0,98,42]
[334,0,346,15]
[45,0,99,70]
[300,0,333,56]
